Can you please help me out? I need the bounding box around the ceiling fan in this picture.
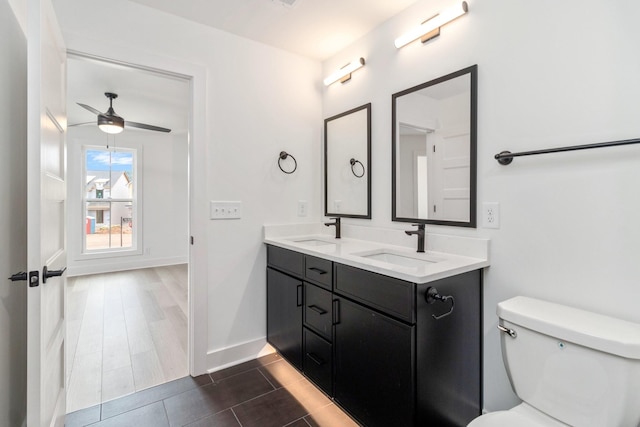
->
[72,92,171,134]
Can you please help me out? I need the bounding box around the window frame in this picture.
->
[80,145,143,259]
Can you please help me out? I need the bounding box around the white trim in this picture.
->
[206,338,274,373]
[63,33,209,376]
[66,256,188,277]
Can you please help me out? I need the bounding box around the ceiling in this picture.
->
[128,0,421,61]
[67,55,190,134]
[67,0,422,133]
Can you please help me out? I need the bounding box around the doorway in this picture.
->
[64,53,191,412]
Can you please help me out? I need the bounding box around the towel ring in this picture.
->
[350,158,365,178]
[278,151,297,174]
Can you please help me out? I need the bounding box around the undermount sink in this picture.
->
[291,238,337,247]
[356,250,439,269]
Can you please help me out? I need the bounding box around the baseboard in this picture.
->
[206,338,274,373]
[67,256,188,277]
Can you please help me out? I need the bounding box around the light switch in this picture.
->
[210,201,242,220]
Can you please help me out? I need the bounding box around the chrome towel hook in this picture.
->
[349,158,365,178]
[425,287,455,320]
[278,151,297,174]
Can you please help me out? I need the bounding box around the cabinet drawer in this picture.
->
[304,328,332,396]
[304,255,333,290]
[335,263,415,324]
[304,283,333,341]
[267,245,304,278]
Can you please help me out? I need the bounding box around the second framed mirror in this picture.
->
[392,65,477,227]
[324,103,371,219]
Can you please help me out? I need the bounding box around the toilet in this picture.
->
[468,296,640,427]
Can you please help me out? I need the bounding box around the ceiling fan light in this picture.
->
[97,114,124,134]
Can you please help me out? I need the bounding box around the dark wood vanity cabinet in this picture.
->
[266,267,303,370]
[334,295,415,427]
[266,244,482,427]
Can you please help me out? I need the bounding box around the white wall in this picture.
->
[52,0,322,371]
[323,0,640,412]
[66,126,189,276]
[0,0,27,424]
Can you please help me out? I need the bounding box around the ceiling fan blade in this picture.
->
[68,121,95,127]
[125,120,172,133]
[77,103,103,115]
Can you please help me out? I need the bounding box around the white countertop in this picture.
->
[264,224,490,284]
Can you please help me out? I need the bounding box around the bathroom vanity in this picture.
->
[265,228,489,427]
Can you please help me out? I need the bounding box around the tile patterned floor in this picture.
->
[66,265,188,412]
[65,353,360,427]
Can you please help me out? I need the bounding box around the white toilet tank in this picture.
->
[497,296,640,427]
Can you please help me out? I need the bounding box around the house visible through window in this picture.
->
[83,147,138,253]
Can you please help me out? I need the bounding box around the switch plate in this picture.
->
[210,201,242,220]
[482,202,500,229]
[298,200,308,217]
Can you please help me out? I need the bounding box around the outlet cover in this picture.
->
[298,200,308,217]
[482,202,500,229]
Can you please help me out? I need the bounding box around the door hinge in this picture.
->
[433,204,437,213]
[190,236,194,245]
[433,145,436,152]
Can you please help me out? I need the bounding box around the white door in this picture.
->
[27,0,67,425]
[430,125,470,221]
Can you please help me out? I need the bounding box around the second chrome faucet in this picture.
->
[405,223,425,252]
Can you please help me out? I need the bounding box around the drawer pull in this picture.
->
[306,352,325,366]
[308,267,327,275]
[308,304,327,315]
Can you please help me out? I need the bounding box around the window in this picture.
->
[83,147,139,254]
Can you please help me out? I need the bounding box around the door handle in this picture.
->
[333,299,340,324]
[42,266,66,284]
[296,284,303,307]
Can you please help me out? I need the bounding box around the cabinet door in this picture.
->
[267,267,303,369]
[334,297,415,427]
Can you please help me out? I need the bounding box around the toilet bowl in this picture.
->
[468,296,640,427]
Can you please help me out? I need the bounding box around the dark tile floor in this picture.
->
[65,353,360,427]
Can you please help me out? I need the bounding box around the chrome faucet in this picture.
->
[405,223,425,253]
[324,217,341,239]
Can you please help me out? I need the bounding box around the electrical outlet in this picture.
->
[298,200,308,217]
[482,202,500,229]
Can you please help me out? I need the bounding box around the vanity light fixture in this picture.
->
[394,1,468,49]
[323,57,366,86]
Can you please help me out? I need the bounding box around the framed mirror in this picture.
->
[325,103,371,219]
[392,65,477,227]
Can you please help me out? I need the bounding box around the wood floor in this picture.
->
[66,265,188,413]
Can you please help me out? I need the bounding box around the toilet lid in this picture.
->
[467,404,568,427]
[468,411,549,427]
